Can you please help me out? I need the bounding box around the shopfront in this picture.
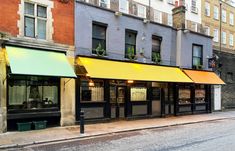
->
[75,56,194,121]
[175,70,225,115]
[5,46,76,130]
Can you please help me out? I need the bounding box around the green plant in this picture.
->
[95,43,105,56]
[152,52,161,64]
[127,47,136,60]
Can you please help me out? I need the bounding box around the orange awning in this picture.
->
[183,69,225,85]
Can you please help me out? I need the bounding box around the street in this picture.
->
[8,118,235,151]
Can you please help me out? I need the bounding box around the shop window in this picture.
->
[130,83,147,101]
[192,44,203,69]
[24,2,47,39]
[125,29,137,58]
[8,76,59,111]
[195,85,206,104]
[178,86,191,104]
[92,22,107,55]
[80,79,104,102]
[152,36,162,62]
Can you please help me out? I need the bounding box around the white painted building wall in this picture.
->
[134,0,202,24]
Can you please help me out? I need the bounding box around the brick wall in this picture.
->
[52,0,74,46]
[0,0,19,36]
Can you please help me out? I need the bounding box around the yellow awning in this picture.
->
[183,69,225,85]
[77,57,193,83]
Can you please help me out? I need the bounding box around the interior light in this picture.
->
[88,80,95,86]
[127,80,134,84]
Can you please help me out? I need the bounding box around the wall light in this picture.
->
[88,80,95,87]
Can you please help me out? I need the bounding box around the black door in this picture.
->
[162,86,175,117]
[110,86,126,119]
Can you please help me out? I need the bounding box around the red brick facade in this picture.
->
[0,0,20,36]
[52,0,74,45]
[0,0,74,46]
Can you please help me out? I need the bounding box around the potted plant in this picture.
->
[152,52,161,64]
[95,43,105,56]
[127,47,136,60]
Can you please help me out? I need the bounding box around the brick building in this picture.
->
[0,0,76,133]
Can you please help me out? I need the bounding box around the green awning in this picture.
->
[6,46,77,78]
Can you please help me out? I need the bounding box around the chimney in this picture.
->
[172,0,186,29]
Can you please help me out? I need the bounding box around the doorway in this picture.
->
[163,86,175,116]
[110,86,126,119]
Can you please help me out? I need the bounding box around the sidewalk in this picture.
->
[1,111,235,149]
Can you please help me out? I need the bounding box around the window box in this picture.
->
[17,122,32,131]
[33,121,47,130]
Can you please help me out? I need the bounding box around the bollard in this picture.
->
[80,110,84,134]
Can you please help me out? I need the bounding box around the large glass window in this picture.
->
[125,29,137,58]
[92,23,107,55]
[24,2,47,39]
[130,83,147,101]
[192,44,203,68]
[195,85,206,104]
[178,86,191,104]
[80,79,104,102]
[8,76,59,111]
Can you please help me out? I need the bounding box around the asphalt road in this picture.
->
[8,118,235,151]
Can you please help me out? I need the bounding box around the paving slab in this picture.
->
[1,111,235,149]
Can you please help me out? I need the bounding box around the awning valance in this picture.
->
[6,46,77,78]
[77,57,193,83]
[183,69,225,85]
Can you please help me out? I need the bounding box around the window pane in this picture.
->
[92,39,106,53]
[193,57,201,66]
[25,2,34,15]
[42,86,58,105]
[80,80,104,102]
[37,19,46,39]
[193,45,202,57]
[152,37,161,53]
[8,80,27,106]
[92,24,106,39]
[37,5,47,18]
[125,31,136,45]
[119,0,129,13]
[25,17,35,37]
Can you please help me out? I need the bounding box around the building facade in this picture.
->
[0,0,76,132]
[201,0,235,109]
[74,1,223,122]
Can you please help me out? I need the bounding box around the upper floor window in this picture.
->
[154,10,162,23]
[99,0,110,8]
[222,9,227,23]
[125,30,137,59]
[167,14,173,26]
[152,36,162,63]
[192,44,203,69]
[204,26,210,36]
[229,34,234,46]
[222,31,226,44]
[119,0,129,14]
[137,4,146,18]
[230,13,234,25]
[205,2,210,16]
[24,2,47,39]
[213,28,219,42]
[214,6,219,20]
[92,23,107,55]
[191,0,198,14]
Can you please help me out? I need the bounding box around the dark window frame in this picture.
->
[192,44,203,69]
[125,29,137,58]
[92,21,107,54]
[151,35,162,61]
[7,75,60,113]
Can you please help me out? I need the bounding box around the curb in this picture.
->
[0,116,235,150]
